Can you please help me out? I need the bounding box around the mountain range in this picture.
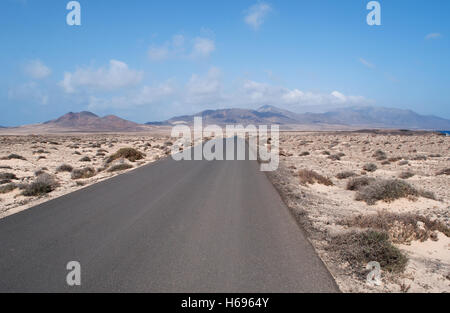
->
[1,105,449,134]
[147,105,450,130]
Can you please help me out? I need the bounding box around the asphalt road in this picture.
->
[0,138,339,292]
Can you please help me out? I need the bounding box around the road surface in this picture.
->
[0,138,339,292]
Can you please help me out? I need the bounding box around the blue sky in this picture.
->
[0,0,449,126]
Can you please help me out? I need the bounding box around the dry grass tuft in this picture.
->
[346,176,375,191]
[71,167,96,180]
[355,179,435,205]
[412,155,427,161]
[0,172,17,180]
[1,154,27,161]
[373,149,387,161]
[298,169,333,186]
[0,183,17,194]
[329,230,408,273]
[79,156,91,162]
[56,164,73,173]
[342,212,450,243]
[436,168,450,176]
[107,163,133,172]
[22,173,58,197]
[106,148,145,164]
[399,170,415,179]
[363,163,377,172]
[336,171,357,180]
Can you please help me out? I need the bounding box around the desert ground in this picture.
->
[268,130,450,292]
[0,130,449,292]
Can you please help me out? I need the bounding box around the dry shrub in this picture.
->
[399,171,415,179]
[0,172,17,180]
[412,155,427,161]
[107,163,133,172]
[80,156,91,162]
[342,212,450,243]
[363,163,377,172]
[1,154,26,161]
[0,183,17,194]
[298,169,333,186]
[328,154,341,161]
[329,230,407,273]
[398,160,409,166]
[57,164,73,173]
[22,173,58,196]
[373,149,387,160]
[419,190,436,200]
[36,149,49,154]
[436,168,450,176]
[34,169,46,176]
[299,151,310,156]
[346,176,375,191]
[71,167,96,180]
[106,148,145,164]
[336,171,357,180]
[355,179,435,205]
[388,157,402,162]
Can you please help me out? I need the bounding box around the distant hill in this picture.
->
[147,105,450,130]
[299,106,450,129]
[0,111,153,134]
[155,107,299,126]
[41,111,149,132]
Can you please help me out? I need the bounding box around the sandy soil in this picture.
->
[268,131,450,292]
[0,133,179,219]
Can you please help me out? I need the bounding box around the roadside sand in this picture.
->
[268,131,449,292]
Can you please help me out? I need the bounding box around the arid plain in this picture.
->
[0,130,449,292]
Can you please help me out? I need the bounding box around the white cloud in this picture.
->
[191,37,215,58]
[172,34,185,47]
[244,2,272,30]
[148,34,214,61]
[88,80,176,110]
[71,65,370,116]
[8,82,49,105]
[148,46,170,61]
[358,58,375,69]
[425,33,442,40]
[186,67,223,104]
[240,80,370,108]
[60,60,143,93]
[23,59,51,79]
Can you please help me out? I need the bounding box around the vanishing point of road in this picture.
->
[0,139,339,292]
